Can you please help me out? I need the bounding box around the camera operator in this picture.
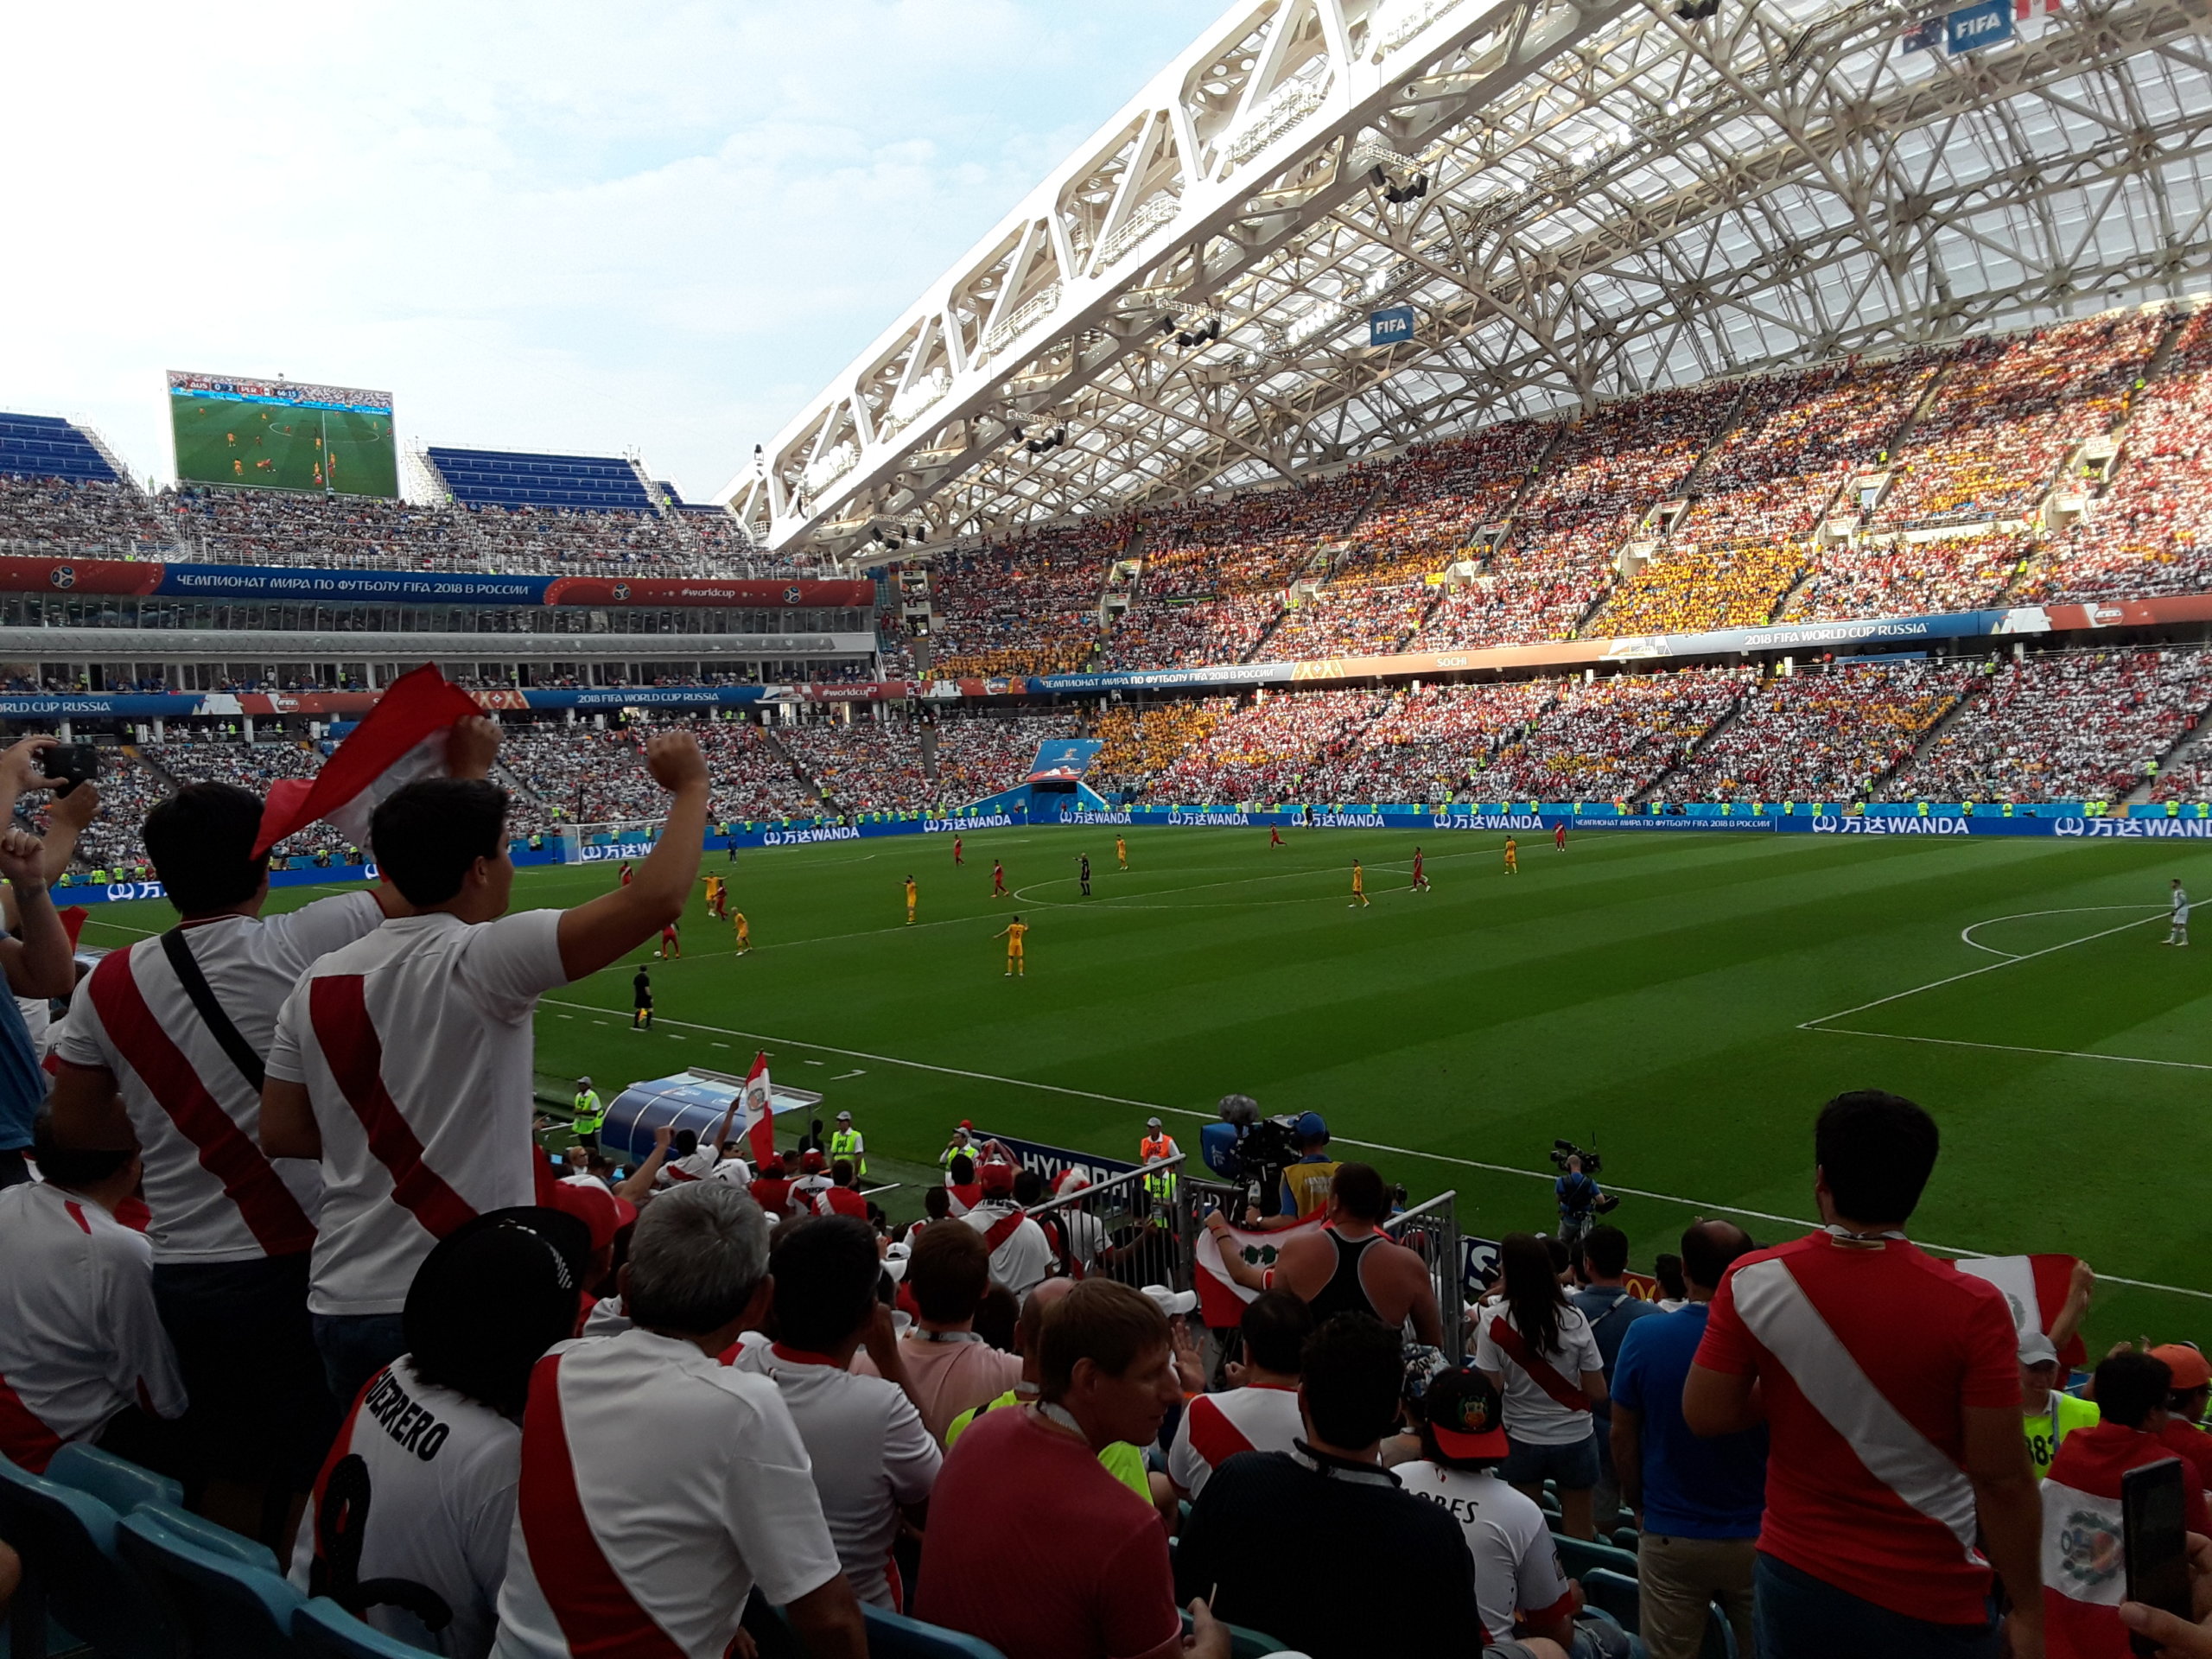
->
[1554,1154,1605,1248]
[1244,1111,1339,1232]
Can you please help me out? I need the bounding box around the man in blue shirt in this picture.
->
[1570,1224,1662,1533]
[1611,1220,1766,1659]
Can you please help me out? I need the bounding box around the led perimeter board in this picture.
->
[167,371,397,498]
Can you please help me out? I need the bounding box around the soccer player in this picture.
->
[2170,878,2190,946]
[1349,861,1370,908]
[658,919,681,959]
[619,861,632,887]
[632,965,654,1030]
[1554,821,1567,852]
[905,875,918,925]
[733,910,752,955]
[1409,847,1430,893]
[703,874,726,919]
[1269,826,1286,848]
[1503,836,1518,874]
[952,834,963,866]
[1078,854,1092,898]
[991,860,1007,897]
[996,916,1028,977]
[1116,835,1128,871]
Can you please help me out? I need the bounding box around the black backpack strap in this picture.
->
[160,926,266,1093]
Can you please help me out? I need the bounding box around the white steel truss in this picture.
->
[726,0,2212,556]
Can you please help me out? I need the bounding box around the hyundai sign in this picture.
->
[1370,306,1415,347]
[1946,0,2012,52]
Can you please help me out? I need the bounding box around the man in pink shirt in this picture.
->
[854,1215,1019,1445]
[1686,1090,2044,1659]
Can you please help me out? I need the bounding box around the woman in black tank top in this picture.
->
[1304,1231,1383,1324]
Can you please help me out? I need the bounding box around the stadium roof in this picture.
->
[728,0,2212,557]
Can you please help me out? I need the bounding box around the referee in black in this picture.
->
[1078,853,1093,897]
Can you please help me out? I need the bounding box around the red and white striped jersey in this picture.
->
[0,1181,185,1472]
[2042,1421,2212,1658]
[289,1357,519,1659]
[491,1330,844,1658]
[266,909,569,1317]
[58,894,384,1264]
[1166,1383,1304,1498]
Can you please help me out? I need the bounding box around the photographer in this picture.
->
[1243,1109,1338,1231]
[1554,1153,1605,1247]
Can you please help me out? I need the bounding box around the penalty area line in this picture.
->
[538,995,2212,1304]
[1799,907,2164,1029]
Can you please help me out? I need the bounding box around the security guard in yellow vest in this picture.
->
[829,1110,867,1179]
[1139,1116,1179,1206]
[572,1077,605,1149]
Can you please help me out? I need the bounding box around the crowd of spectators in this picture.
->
[1091,699,1229,797]
[0,475,171,553]
[1873,311,2163,531]
[925,518,1126,679]
[1306,680,1555,801]
[1477,669,1748,801]
[779,712,1078,813]
[0,471,781,579]
[1337,416,1556,587]
[1590,542,1808,638]
[496,718,823,830]
[1783,530,2033,622]
[1153,689,1384,801]
[1262,580,1439,659]
[1660,660,1975,802]
[1885,646,2212,802]
[2039,309,2212,601]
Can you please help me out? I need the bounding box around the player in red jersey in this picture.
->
[1409,847,1430,893]
[1554,821,1567,852]
[953,834,964,866]
[992,859,1007,896]
[619,861,632,887]
[658,920,681,959]
[1268,826,1285,848]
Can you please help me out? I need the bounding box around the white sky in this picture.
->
[0,1,1218,502]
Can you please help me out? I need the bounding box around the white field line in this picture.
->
[1958,905,2157,961]
[1799,908,2164,1029]
[540,995,2212,1303]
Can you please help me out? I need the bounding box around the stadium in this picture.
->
[4,0,2212,1656]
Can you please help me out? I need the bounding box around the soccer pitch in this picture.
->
[79,826,2212,1344]
[170,399,397,497]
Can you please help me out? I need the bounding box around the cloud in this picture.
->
[0,0,1218,501]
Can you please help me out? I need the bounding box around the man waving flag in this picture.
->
[252,664,484,859]
[741,1051,778,1168]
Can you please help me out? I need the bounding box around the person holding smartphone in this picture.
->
[2042,1351,2209,1656]
[0,737,86,1185]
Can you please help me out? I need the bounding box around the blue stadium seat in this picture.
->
[423,446,654,512]
[293,1597,432,1659]
[861,1605,1009,1658]
[43,1443,181,1518]
[0,414,120,484]
[117,1508,305,1659]
[1582,1567,1642,1632]
[130,1502,281,1571]
[0,1452,177,1659]
[1553,1532,1641,1580]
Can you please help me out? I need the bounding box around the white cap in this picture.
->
[882,1241,913,1283]
[1141,1284,1198,1319]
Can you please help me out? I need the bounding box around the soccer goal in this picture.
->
[559,823,661,866]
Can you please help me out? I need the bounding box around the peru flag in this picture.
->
[1955,1254,2087,1367]
[252,664,483,858]
[1193,1213,1324,1326]
[741,1052,777,1167]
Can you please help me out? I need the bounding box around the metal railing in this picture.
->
[1384,1188,1465,1365]
[1020,1154,1192,1292]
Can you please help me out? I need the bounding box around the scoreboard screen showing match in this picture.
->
[167,370,398,498]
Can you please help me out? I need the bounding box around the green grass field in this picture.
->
[170,397,397,497]
[79,826,2212,1347]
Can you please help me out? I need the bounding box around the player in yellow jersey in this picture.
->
[1503,836,1518,874]
[1349,860,1370,908]
[733,910,751,954]
[905,875,918,925]
[996,916,1028,976]
[703,874,727,919]
[1116,835,1128,871]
